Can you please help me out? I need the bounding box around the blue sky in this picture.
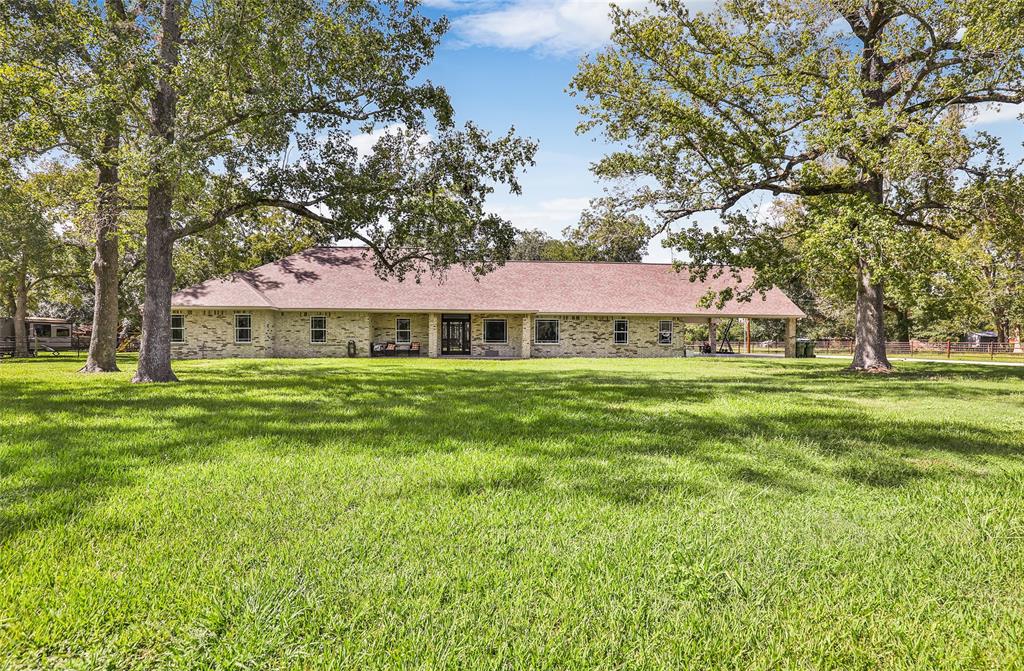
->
[408,1,1024,262]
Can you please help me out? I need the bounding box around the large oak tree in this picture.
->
[125,0,534,382]
[1,0,148,372]
[7,0,536,382]
[571,0,1024,371]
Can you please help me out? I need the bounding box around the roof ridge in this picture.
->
[294,246,756,270]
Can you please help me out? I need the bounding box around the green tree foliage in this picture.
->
[4,0,537,382]
[937,175,1024,341]
[0,0,149,371]
[173,210,319,290]
[572,0,1024,370]
[0,163,87,356]
[510,228,646,262]
[512,199,649,262]
[137,0,536,382]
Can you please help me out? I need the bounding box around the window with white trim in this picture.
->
[234,314,252,343]
[395,318,411,344]
[535,319,559,344]
[310,316,327,343]
[171,314,185,343]
[658,320,673,345]
[483,319,507,343]
[613,319,629,344]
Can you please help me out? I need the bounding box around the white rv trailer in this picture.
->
[0,316,75,356]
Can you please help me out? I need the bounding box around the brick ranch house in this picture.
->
[170,247,805,359]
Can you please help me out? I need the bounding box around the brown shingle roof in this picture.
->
[172,247,804,318]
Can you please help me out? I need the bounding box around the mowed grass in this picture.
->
[2,355,1024,670]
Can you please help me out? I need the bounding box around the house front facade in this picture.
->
[170,247,804,359]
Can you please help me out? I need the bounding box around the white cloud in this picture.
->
[348,124,432,159]
[454,0,652,54]
[491,196,592,233]
[349,124,406,159]
[972,103,1024,126]
[421,0,496,8]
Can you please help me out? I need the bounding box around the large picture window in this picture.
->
[395,318,412,344]
[171,315,185,343]
[310,316,327,343]
[535,319,559,344]
[613,319,629,345]
[658,320,673,345]
[483,319,507,343]
[234,314,252,343]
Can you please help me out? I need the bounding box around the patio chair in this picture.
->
[410,342,421,357]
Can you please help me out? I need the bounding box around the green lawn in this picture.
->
[2,356,1023,670]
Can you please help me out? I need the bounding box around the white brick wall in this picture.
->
[170,309,275,359]
[530,315,690,358]
[273,311,370,358]
[471,314,526,358]
[170,310,693,359]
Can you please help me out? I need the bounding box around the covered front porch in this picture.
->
[367,312,800,359]
[426,312,533,359]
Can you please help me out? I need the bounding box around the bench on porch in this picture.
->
[371,341,422,357]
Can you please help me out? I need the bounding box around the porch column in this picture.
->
[784,317,797,358]
[708,318,716,355]
[428,313,440,358]
[365,313,373,357]
[521,314,532,359]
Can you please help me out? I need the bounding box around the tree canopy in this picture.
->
[3,0,537,381]
[572,0,1024,370]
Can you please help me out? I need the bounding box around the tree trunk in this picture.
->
[1014,325,1022,353]
[133,215,178,382]
[133,0,180,383]
[13,265,29,357]
[885,304,911,342]
[849,18,893,373]
[850,257,892,372]
[81,136,121,373]
[994,316,1009,344]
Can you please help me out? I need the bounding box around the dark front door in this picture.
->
[441,315,471,355]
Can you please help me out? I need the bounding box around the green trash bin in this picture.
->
[796,339,810,358]
[805,340,816,358]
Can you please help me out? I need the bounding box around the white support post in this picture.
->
[366,313,373,357]
[708,318,717,355]
[521,314,532,359]
[785,317,797,358]
[428,313,440,358]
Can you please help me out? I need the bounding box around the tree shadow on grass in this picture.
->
[2,358,1022,544]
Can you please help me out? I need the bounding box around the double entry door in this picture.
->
[441,315,471,355]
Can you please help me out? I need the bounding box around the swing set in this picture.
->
[701,318,740,354]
